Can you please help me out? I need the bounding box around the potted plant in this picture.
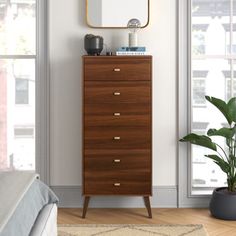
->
[180,96,236,220]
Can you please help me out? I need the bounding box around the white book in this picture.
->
[116,51,148,56]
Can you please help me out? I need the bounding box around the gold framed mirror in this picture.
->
[86,0,150,28]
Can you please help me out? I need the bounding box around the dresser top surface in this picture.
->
[83,55,152,59]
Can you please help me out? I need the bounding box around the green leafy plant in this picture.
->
[180,96,236,192]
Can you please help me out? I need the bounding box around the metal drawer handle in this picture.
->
[113,137,121,140]
[114,113,121,116]
[113,68,121,72]
[113,159,121,163]
[114,183,121,186]
[113,92,121,96]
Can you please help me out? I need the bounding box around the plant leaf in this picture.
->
[227,97,236,123]
[207,127,236,139]
[205,155,230,174]
[205,96,232,125]
[180,133,217,151]
[205,154,226,163]
[226,138,231,148]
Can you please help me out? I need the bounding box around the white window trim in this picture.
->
[178,0,211,208]
[35,0,50,184]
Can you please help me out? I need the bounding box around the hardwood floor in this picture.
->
[58,208,236,236]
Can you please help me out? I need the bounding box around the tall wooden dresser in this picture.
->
[82,56,152,218]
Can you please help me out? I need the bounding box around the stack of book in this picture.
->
[116,47,147,55]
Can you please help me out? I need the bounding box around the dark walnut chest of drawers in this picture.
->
[82,56,152,218]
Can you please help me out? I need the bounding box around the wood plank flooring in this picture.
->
[58,208,236,236]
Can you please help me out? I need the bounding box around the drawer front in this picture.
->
[84,149,151,172]
[84,102,151,116]
[84,81,151,104]
[85,169,150,182]
[84,181,151,195]
[84,114,150,127]
[84,57,151,81]
[84,127,151,149]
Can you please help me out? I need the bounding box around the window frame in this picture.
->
[0,0,50,184]
[35,0,50,184]
[178,0,236,207]
[178,0,211,207]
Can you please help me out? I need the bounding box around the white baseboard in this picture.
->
[179,200,210,208]
[51,185,178,208]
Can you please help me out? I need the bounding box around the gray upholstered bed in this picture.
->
[0,171,58,236]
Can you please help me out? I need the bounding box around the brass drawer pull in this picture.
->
[113,159,121,163]
[113,68,121,72]
[114,113,121,116]
[113,137,121,140]
[114,183,121,186]
[113,92,121,96]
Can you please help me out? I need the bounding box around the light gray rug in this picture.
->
[58,224,208,236]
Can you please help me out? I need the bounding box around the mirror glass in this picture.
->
[86,0,149,28]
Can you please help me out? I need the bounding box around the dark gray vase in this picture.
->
[84,34,103,56]
[209,187,236,220]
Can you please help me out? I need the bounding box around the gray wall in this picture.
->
[49,0,177,205]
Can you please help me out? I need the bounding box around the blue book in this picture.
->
[117,47,146,52]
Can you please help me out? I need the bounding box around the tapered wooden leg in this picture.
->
[144,196,152,218]
[82,196,90,218]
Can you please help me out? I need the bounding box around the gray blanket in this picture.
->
[0,171,58,236]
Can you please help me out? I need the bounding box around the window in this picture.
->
[178,0,236,205]
[14,127,34,138]
[222,24,236,54]
[192,71,208,106]
[190,0,236,195]
[222,70,236,100]
[192,24,208,55]
[0,0,48,177]
[192,78,206,105]
[226,78,236,99]
[0,0,36,170]
[15,79,29,104]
